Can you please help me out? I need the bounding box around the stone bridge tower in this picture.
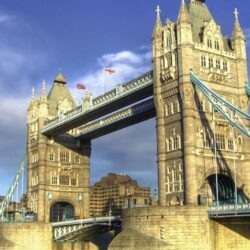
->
[27,72,90,222]
[153,0,250,206]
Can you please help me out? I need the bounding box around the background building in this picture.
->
[90,173,156,216]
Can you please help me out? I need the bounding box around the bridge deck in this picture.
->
[209,204,250,218]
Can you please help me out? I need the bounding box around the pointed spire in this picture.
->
[232,8,244,40]
[54,69,66,84]
[40,80,47,103]
[177,0,191,24]
[152,5,162,36]
[28,87,36,109]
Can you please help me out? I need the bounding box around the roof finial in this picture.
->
[32,87,35,97]
[59,68,62,74]
[234,8,239,21]
[42,80,46,91]
[156,5,161,19]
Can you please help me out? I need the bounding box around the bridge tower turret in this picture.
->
[153,0,250,207]
[26,71,91,222]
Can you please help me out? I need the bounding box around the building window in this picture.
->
[228,138,234,151]
[207,38,212,48]
[74,155,80,164]
[214,40,219,50]
[209,58,213,68]
[179,163,183,172]
[51,176,58,185]
[204,130,211,148]
[71,178,77,186]
[60,175,70,185]
[166,103,172,116]
[167,55,172,67]
[60,151,69,163]
[198,100,205,112]
[169,137,173,151]
[173,101,179,113]
[201,56,206,67]
[223,61,228,71]
[48,152,54,161]
[216,59,221,69]
[166,36,171,47]
[216,133,225,150]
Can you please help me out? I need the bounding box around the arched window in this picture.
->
[166,138,170,152]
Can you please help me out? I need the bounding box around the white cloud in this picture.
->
[70,49,152,104]
[0,13,11,24]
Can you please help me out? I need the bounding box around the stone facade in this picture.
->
[27,72,90,222]
[153,0,250,206]
[109,206,250,250]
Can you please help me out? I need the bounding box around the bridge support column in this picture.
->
[181,80,197,205]
[81,140,91,218]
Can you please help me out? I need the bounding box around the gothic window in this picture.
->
[201,56,206,67]
[223,61,228,71]
[207,38,212,48]
[209,58,213,68]
[60,151,70,163]
[51,176,58,185]
[216,59,221,69]
[214,40,220,50]
[216,133,225,150]
[60,175,70,185]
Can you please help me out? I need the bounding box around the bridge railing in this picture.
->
[208,203,250,218]
[43,71,153,133]
[52,216,121,240]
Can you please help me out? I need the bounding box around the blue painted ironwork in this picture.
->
[42,71,153,135]
[190,71,250,138]
[0,154,27,221]
[76,98,155,139]
[246,84,250,97]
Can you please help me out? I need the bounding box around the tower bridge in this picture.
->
[0,0,250,249]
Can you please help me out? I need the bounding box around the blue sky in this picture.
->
[0,0,249,196]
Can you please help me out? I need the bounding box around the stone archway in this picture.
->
[201,174,246,205]
[50,201,75,222]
